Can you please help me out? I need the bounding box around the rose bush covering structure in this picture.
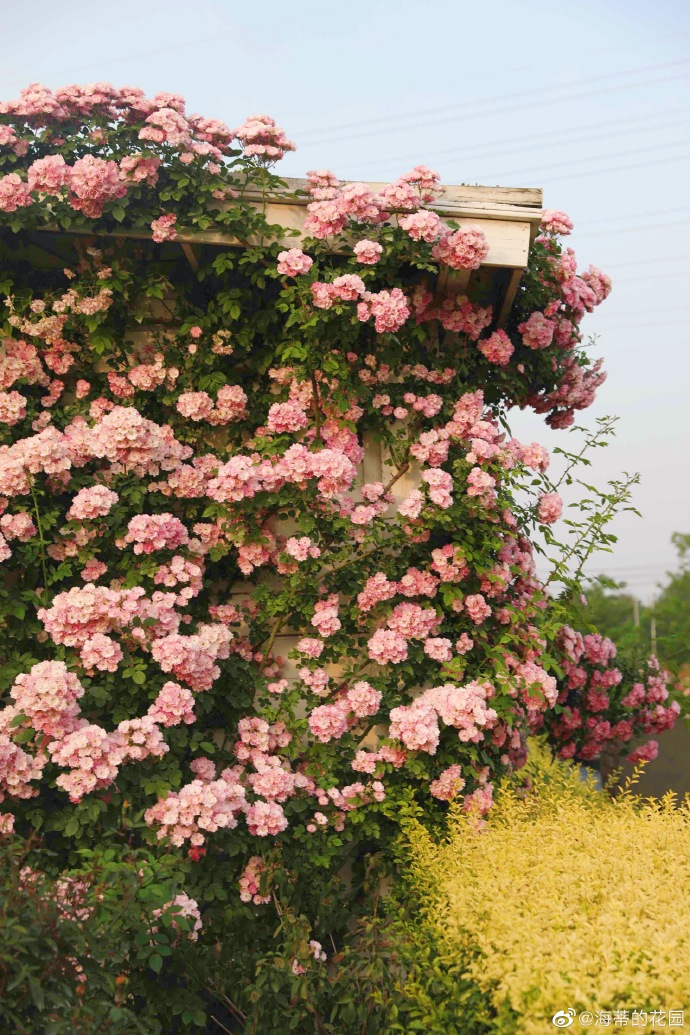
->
[0,81,681,1030]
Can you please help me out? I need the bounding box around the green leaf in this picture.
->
[28,976,44,1010]
[111,204,126,222]
[149,953,163,973]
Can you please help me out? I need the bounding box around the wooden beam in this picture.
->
[180,242,199,272]
[37,212,533,269]
[30,176,542,327]
[241,177,543,216]
[497,268,524,326]
[436,266,472,299]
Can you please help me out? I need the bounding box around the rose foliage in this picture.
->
[0,80,677,1029]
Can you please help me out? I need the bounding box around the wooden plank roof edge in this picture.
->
[242,178,543,224]
[29,222,532,267]
[24,180,543,262]
[271,177,542,205]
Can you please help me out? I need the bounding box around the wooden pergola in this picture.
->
[23,179,543,329]
[177,179,543,326]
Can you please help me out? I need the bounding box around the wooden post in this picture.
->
[180,242,200,273]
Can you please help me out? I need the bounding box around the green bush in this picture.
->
[0,837,214,1034]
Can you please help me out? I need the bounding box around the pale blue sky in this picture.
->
[1,0,689,601]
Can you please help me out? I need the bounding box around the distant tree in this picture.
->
[653,533,690,672]
[578,533,690,675]
[580,581,649,656]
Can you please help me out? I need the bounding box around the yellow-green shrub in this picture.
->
[404,755,690,1034]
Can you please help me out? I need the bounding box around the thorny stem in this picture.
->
[272,890,283,916]
[205,986,247,1025]
[260,615,287,670]
[322,544,380,578]
[545,474,638,587]
[551,416,618,493]
[29,478,49,597]
[311,372,322,440]
[383,460,410,494]
[209,1017,234,1035]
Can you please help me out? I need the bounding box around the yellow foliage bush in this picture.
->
[405,751,690,1034]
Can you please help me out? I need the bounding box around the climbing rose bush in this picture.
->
[0,79,635,1026]
[537,627,681,766]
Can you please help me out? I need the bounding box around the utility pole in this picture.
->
[633,597,640,628]
[651,616,657,656]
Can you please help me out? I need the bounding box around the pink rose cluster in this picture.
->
[0,653,186,804]
[276,248,313,277]
[150,213,178,243]
[0,511,36,542]
[37,583,175,648]
[539,627,680,765]
[80,633,123,672]
[478,329,514,367]
[357,287,410,334]
[0,81,625,877]
[233,114,295,161]
[537,491,563,525]
[0,153,126,218]
[46,717,167,803]
[144,772,248,846]
[239,855,271,904]
[431,226,489,271]
[311,274,367,309]
[0,389,28,425]
[153,893,203,942]
[67,485,118,521]
[121,513,189,554]
[302,166,444,246]
[206,443,357,504]
[176,384,248,425]
[151,625,232,692]
[0,80,280,217]
[540,209,574,236]
[388,680,498,757]
[308,681,382,743]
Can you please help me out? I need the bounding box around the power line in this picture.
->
[592,571,668,577]
[583,565,673,574]
[535,149,690,184]
[296,68,690,149]
[0,30,237,88]
[459,148,690,192]
[588,575,670,582]
[577,218,690,239]
[614,270,690,283]
[295,57,690,139]
[601,254,690,268]
[473,138,690,183]
[605,305,690,317]
[352,106,690,172]
[596,318,690,329]
[595,567,674,575]
[578,205,690,227]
